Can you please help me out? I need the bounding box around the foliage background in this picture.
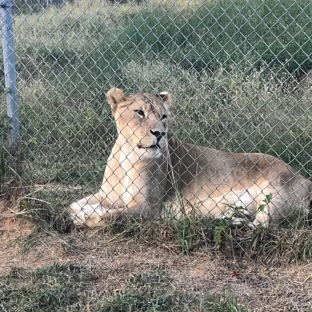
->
[1,0,311,188]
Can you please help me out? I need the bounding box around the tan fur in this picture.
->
[69,89,312,227]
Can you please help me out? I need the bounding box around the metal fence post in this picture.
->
[0,0,19,150]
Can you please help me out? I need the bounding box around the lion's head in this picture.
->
[107,88,171,159]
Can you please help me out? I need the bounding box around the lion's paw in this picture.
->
[68,202,108,227]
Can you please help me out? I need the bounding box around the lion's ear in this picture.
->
[107,88,124,114]
[157,92,171,105]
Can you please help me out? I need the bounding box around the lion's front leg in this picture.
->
[69,197,161,227]
[68,194,141,227]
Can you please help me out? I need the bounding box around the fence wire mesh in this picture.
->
[1,0,312,232]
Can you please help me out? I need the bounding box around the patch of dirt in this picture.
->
[0,201,36,274]
[0,200,312,311]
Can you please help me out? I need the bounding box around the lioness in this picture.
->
[69,88,312,227]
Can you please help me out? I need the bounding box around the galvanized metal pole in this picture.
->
[0,0,19,149]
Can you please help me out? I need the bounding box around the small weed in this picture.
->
[163,201,203,255]
[213,220,228,245]
[258,194,273,212]
[199,294,249,312]
[175,214,198,255]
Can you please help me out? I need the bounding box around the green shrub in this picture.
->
[5,0,310,202]
[119,0,312,73]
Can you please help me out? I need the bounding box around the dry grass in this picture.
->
[1,205,312,311]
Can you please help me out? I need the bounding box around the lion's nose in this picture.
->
[150,130,165,142]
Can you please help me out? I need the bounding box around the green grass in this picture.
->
[17,187,75,233]
[13,187,312,263]
[3,0,310,187]
[164,211,312,262]
[122,60,312,177]
[0,264,249,312]
[0,263,97,312]
[117,0,312,74]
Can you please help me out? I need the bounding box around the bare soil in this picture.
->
[1,200,312,312]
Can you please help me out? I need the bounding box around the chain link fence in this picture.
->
[1,0,311,230]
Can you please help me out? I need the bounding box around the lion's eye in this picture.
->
[135,110,145,118]
[161,114,167,120]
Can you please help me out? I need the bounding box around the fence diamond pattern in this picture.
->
[1,0,311,229]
